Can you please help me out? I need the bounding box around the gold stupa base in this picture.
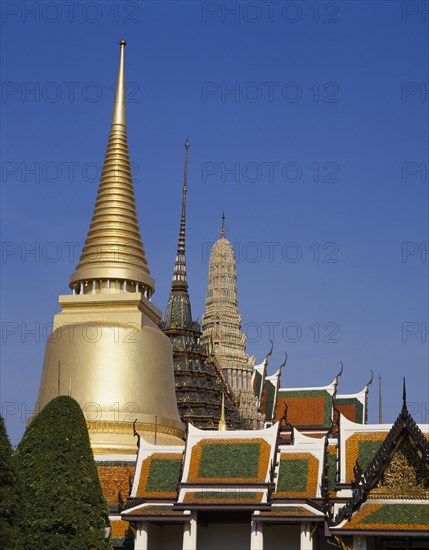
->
[89,420,184,454]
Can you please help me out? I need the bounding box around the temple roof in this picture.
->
[274,430,325,500]
[180,423,277,486]
[275,381,336,430]
[331,392,429,534]
[121,390,428,531]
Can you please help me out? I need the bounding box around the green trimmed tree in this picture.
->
[0,415,22,549]
[14,396,112,549]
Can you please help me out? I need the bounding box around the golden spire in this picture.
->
[34,40,184,454]
[69,40,154,295]
[218,393,227,431]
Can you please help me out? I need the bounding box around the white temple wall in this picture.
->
[197,522,250,550]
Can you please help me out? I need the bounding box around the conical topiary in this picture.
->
[14,396,111,549]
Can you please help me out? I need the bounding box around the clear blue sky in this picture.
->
[1,1,428,445]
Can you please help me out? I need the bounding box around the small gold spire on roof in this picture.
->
[218,393,227,431]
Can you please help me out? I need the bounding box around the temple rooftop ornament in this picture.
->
[34,40,184,453]
[218,394,227,431]
[220,211,226,237]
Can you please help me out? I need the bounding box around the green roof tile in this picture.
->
[361,504,429,526]
[327,452,337,493]
[145,458,181,493]
[277,459,308,493]
[264,380,276,420]
[198,442,261,479]
[358,440,383,471]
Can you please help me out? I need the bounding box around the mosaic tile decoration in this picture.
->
[137,453,182,498]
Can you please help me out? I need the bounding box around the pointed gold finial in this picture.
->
[218,393,227,431]
[112,40,127,126]
[69,40,154,295]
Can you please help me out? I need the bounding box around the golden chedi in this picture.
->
[35,41,184,453]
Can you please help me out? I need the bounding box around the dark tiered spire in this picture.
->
[172,137,190,291]
[161,140,243,429]
[163,139,192,328]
